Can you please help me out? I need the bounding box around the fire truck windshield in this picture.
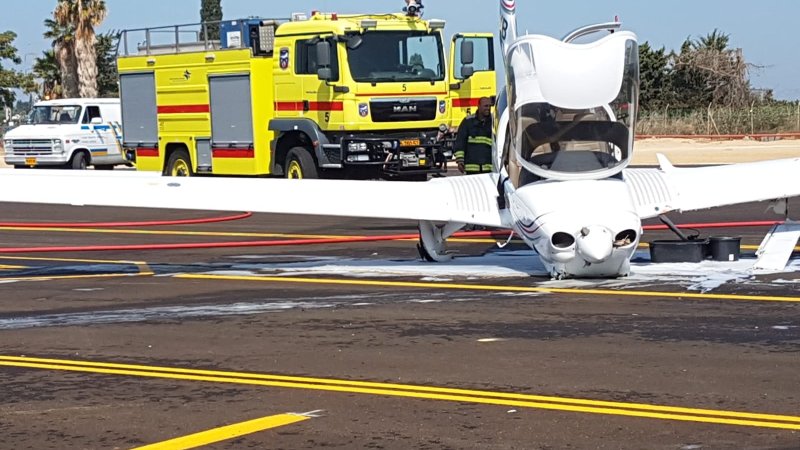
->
[347,31,444,83]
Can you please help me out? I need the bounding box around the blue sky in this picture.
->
[2,0,798,100]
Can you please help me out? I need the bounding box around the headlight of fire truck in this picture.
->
[53,138,64,153]
[347,142,368,153]
[2,139,11,148]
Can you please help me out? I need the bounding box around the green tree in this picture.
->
[0,31,35,111]
[54,0,107,98]
[638,42,670,111]
[201,0,223,41]
[669,38,713,108]
[95,32,118,97]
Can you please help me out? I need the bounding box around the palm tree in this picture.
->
[32,49,63,99]
[694,29,730,52]
[43,17,77,98]
[54,0,107,98]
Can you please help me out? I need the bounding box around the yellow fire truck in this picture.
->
[116,8,495,180]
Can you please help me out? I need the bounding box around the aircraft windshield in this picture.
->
[347,31,444,83]
[28,105,82,125]
[508,35,639,181]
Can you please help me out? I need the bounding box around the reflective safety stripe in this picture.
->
[465,163,492,172]
[467,136,493,146]
[454,151,465,161]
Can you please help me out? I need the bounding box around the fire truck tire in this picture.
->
[69,152,88,170]
[285,147,318,179]
[165,150,193,177]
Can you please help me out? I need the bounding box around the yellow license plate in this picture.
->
[25,157,37,166]
[400,139,420,147]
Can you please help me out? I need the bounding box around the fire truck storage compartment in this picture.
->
[195,138,212,172]
[209,74,254,150]
[119,72,158,148]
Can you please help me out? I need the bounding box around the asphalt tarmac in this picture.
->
[0,200,798,449]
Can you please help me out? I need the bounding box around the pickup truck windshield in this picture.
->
[28,105,82,125]
[347,31,444,83]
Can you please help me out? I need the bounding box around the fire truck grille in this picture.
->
[370,99,437,123]
[7,139,55,156]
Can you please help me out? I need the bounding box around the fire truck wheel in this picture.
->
[285,147,318,179]
[69,152,88,170]
[166,150,193,177]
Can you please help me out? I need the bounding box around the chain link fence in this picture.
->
[637,104,800,136]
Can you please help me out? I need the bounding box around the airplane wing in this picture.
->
[624,155,800,219]
[0,169,510,228]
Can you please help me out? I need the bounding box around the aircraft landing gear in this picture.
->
[417,220,464,262]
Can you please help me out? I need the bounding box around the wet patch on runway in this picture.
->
[0,291,499,330]
[0,298,341,329]
[0,263,141,281]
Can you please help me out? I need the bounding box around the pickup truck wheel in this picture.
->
[284,147,318,179]
[165,150,193,177]
[70,152,88,170]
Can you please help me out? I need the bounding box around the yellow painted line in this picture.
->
[0,264,28,270]
[1,356,798,430]
[175,273,800,303]
[133,413,309,450]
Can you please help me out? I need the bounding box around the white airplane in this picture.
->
[0,0,799,279]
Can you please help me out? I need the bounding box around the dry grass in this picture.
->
[638,105,800,135]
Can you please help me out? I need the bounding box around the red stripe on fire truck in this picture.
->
[452,98,482,108]
[157,104,210,114]
[212,149,255,158]
[274,101,344,111]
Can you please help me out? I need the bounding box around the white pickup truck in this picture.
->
[2,98,130,169]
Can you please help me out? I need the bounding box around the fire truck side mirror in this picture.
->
[316,41,331,66]
[459,39,474,80]
[460,39,474,65]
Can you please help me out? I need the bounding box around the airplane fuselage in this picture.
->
[506,177,642,278]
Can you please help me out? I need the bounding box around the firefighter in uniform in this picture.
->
[454,97,493,174]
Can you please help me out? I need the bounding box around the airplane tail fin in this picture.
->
[499,0,518,62]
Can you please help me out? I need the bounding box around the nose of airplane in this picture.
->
[576,225,613,263]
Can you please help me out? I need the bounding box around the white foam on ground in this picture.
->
[209,249,799,292]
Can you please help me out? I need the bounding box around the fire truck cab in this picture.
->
[116,9,494,180]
